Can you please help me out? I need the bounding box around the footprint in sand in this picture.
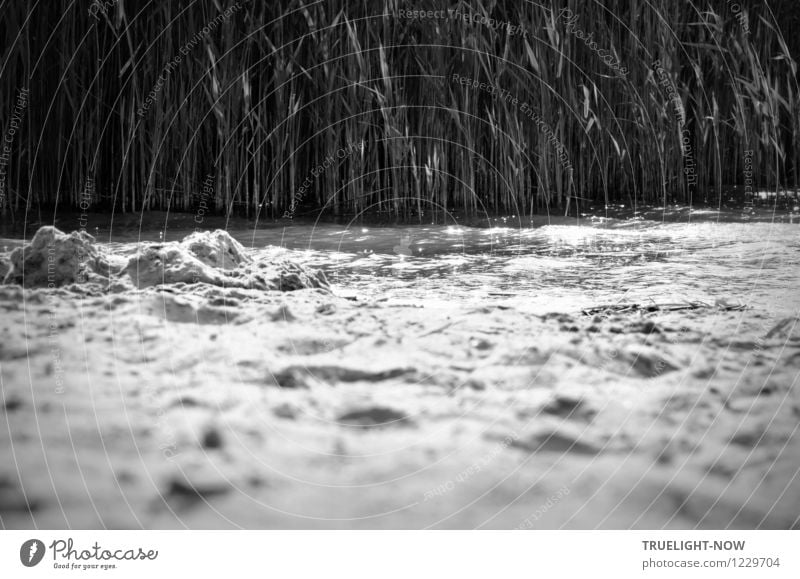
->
[336,406,411,428]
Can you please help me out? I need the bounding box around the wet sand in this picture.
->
[1,218,799,529]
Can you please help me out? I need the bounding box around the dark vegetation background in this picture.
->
[1,0,799,221]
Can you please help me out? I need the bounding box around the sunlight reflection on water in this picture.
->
[230,221,800,315]
[87,219,800,315]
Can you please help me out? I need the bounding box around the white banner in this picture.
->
[1,531,796,578]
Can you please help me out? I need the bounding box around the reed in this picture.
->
[0,0,797,223]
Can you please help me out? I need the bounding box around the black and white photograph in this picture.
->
[1,0,799,574]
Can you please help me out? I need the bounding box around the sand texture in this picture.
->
[1,223,799,529]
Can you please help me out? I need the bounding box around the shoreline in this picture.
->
[2,203,799,241]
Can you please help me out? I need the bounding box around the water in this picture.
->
[95,219,799,316]
[6,217,798,323]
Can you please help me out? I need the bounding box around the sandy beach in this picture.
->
[1,217,798,529]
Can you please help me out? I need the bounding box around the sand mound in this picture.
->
[2,226,117,288]
[124,241,328,291]
[3,226,329,292]
[180,229,250,270]
[0,254,9,280]
[124,244,240,288]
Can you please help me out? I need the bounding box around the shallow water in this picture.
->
[98,219,800,315]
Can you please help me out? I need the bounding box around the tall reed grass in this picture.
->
[0,0,797,221]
